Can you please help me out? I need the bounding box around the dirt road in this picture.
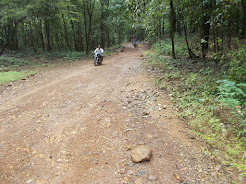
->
[0,43,234,183]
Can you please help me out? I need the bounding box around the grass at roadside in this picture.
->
[0,71,36,84]
[145,39,246,177]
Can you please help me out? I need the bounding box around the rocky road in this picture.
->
[0,43,234,183]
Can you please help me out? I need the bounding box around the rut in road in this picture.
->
[0,43,234,183]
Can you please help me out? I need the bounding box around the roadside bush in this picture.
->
[104,44,122,55]
[0,56,31,67]
[217,80,246,107]
[146,40,246,176]
[217,80,246,138]
[221,44,246,83]
[151,37,188,58]
[4,50,88,61]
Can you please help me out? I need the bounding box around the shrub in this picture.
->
[151,38,188,58]
[0,56,31,67]
[222,45,246,83]
[146,40,246,176]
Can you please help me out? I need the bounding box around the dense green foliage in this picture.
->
[221,45,246,83]
[0,0,132,55]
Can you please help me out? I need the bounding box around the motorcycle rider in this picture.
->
[94,45,104,62]
[132,39,138,48]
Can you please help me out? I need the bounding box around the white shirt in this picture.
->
[94,48,104,54]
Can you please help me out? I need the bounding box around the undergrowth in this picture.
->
[0,56,31,68]
[5,50,87,60]
[0,51,88,70]
[104,44,122,55]
[146,40,246,176]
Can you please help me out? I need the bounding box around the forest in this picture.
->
[0,0,133,56]
[0,0,245,59]
[0,0,246,178]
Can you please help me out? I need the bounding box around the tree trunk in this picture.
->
[107,27,110,47]
[0,17,26,56]
[29,23,35,48]
[38,18,45,50]
[8,23,14,49]
[162,15,165,35]
[216,30,220,52]
[86,0,96,51]
[55,33,61,51]
[100,0,105,47]
[62,14,71,51]
[201,0,211,60]
[13,21,19,50]
[235,8,240,37]
[22,24,27,48]
[71,20,77,50]
[242,0,246,37]
[44,17,51,51]
[183,20,196,59]
[221,31,224,51]
[0,27,4,46]
[106,0,110,47]
[177,10,182,36]
[170,0,176,59]
[77,21,84,51]
[173,9,177,33]
[213,28,216,52]
[83,2,89,54]
[228,21,232,49]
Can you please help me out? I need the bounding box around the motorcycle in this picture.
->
[94,52,102,66]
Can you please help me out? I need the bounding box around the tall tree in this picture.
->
[170,0,176,59]
[100,0,105,47]
[200,0,211,59]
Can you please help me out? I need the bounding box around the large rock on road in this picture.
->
[131,145,152,163]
